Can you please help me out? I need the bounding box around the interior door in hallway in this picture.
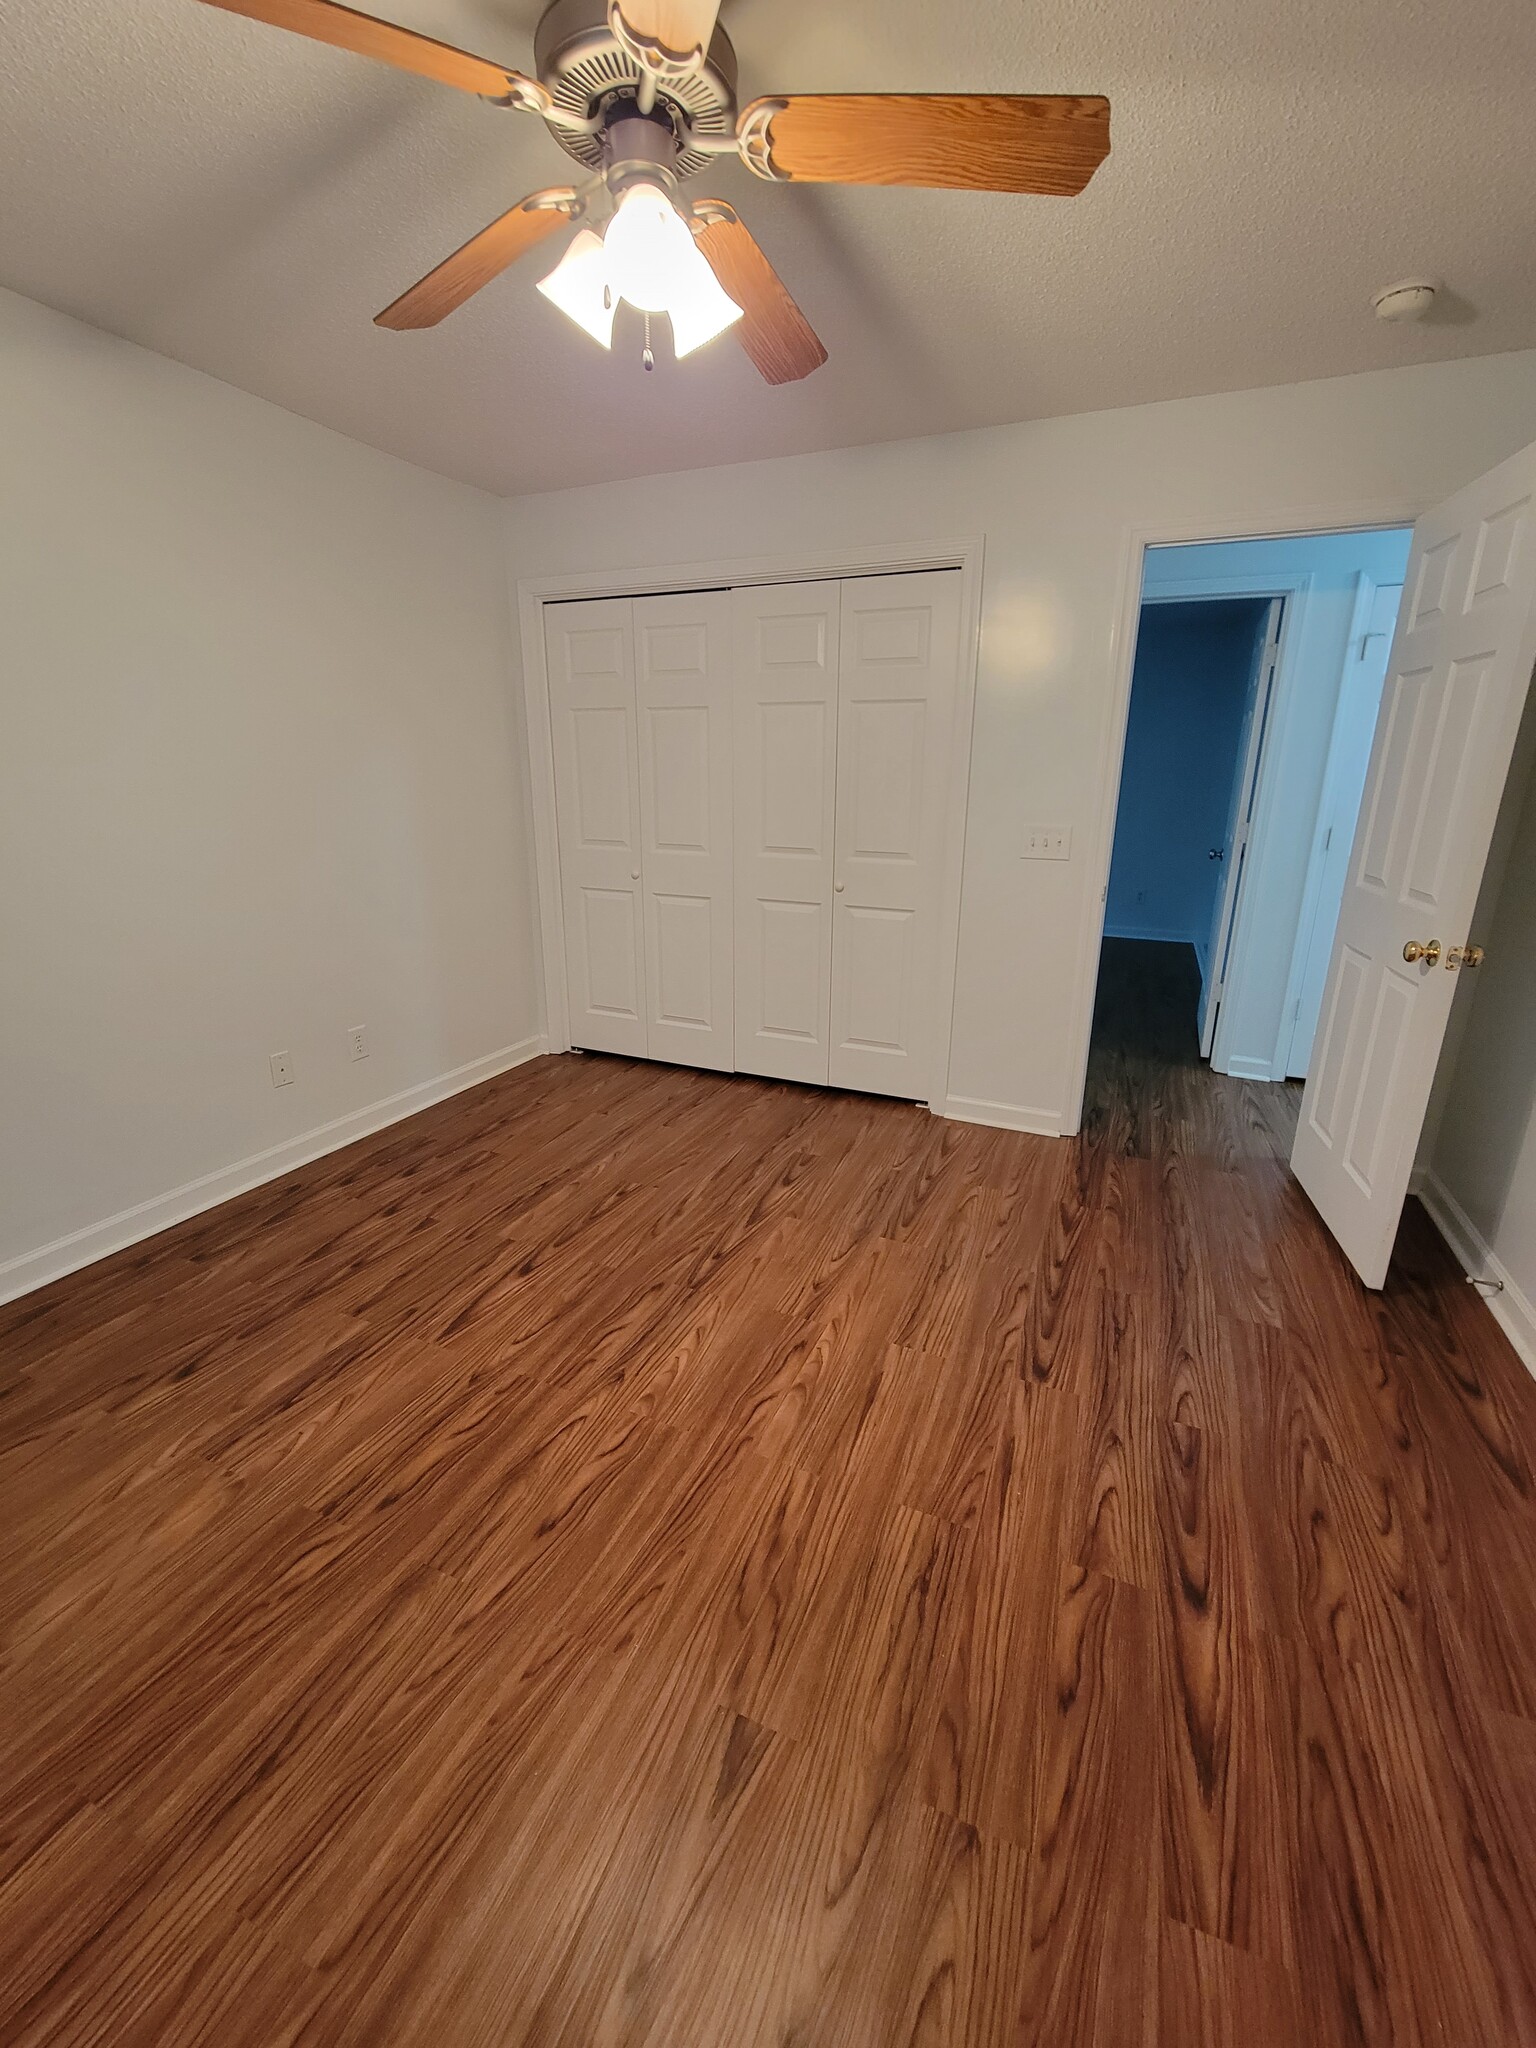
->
[546,596,647,1058]
[829,570,962,1098]
[1199,596,1283,1058]
[732,580,841,1084]
[1293,435,1536,1287]
[634,591,734,1070]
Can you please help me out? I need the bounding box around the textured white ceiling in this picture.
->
[3,0,1535,495]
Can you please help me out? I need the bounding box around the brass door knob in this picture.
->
[1403,939,1441,964]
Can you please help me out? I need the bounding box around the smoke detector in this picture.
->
[1373,279,1438,323]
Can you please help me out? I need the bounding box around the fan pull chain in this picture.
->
[642,311,654,373]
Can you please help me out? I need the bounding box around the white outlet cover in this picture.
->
[270,1050,293,1087]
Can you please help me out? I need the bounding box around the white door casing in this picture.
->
[731,580,841,1085]
[1293,438,1536,1288]
[1200,598,1284,1058]
[633,591,734,1070]
[829,571,962,1098]
[546,596,647,1058]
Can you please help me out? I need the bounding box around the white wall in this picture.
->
[7,305,1536,1309]
[1422,718,1536,1374]
[0,289,542,1299]
[1140,527,1413,1080]
[503,350,1536,1134]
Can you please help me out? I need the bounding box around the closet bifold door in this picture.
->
[829,569,963,1100]
[633,591,734,1070]
[546,596,648,1057]
[731,581,841,1084]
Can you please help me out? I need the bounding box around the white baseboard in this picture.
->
[1222,1054,1276,1082]
[0,1035,549,1308]
[1416,1170,1536,1381]
[939,1094,1063,1138]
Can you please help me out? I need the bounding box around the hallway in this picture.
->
[1085,934,1301,1161]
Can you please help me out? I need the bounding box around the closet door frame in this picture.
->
[518,537,984,1113]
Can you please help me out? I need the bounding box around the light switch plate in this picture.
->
[1021,825,1072,861]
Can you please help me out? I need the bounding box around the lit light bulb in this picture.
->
[536,183,742,360]
[602,184,694,315]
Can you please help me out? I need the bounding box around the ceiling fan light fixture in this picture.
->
[538,180,742,358]
[535,226,616,347]
[604,182,742,353]
[200,0,1111,382]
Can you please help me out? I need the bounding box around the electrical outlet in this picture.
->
[269,1050,293,1088]
[1021,825,1072,861]
[348,1025,368,1062]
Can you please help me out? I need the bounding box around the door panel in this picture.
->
[1292,437,1536,1286]
[829,570,962,1099]
[841,904,916,1051]
[634,591,734,1069]
[581,889,643,1017]
[757,898,826,1043]
[732,582,840,1084]
[650,892,715,1029]
[845,698,927,857]
[761,701,831,852]
[547,598,647,1056]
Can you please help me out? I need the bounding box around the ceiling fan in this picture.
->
[196,0,1111,382]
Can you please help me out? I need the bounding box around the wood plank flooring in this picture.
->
[4,937,1536,2045]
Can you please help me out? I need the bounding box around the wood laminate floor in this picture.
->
[4,938,1536,2045]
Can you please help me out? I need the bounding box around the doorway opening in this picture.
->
[1088,525,1413,1092]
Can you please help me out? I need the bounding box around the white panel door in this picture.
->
[1293,437,1536,1287]
[546,596,647,1057]
[1199,597,1282,1059]
[829,570,962,1099]
[634,590,734,1070]
[1282,577,1404,1078]
[732,581,841,1084]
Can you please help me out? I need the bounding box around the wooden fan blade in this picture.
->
[609,0,722,70]
[690,204,826,386]
[195,0,525,97]
[376,194,576,329]
[739,93,1110,195]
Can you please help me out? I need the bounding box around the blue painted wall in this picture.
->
[1105,599,1269,966]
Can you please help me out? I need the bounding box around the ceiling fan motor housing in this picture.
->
[603,109,683,196]
[532,0,739,180]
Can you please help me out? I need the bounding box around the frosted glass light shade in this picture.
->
[535,228,615,349]
[537,185,742,359]
[664,259,745,357]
